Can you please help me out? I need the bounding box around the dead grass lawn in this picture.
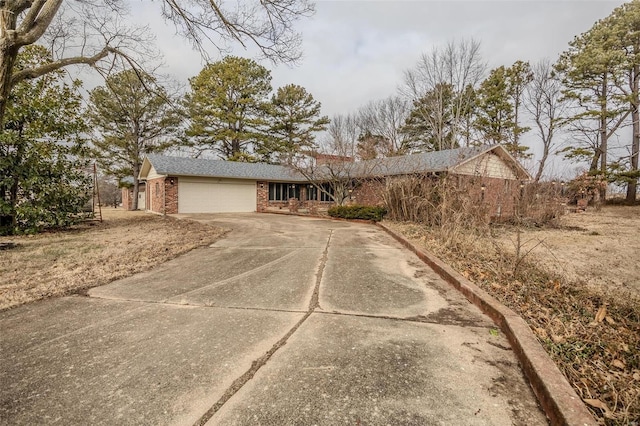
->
[0,208,225,310]
[495,206,640,298]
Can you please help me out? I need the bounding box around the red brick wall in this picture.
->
[257,181,268,212]
[122,188,133,210]
[165,177,178,214]
[145,176,179,214]
[352,180,385,206]
[460,175,518,219]
[147,177,164,214]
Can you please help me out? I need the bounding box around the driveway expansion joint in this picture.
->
[193,228,334,426]
[168,248,303,302]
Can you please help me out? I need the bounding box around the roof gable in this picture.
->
[348,145,530,179]
[452,145,531,180]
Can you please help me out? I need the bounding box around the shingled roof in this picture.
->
[140,145,529,182]
[142,154,307,182]
[354,145,494,177]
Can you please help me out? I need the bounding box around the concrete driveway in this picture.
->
[0,214,547,425]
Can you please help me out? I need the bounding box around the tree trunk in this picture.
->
[0,8,19,127]
[598,76,608,199]
[600,78,608,173]
[627,62,639,203]
[132,163,140,210]
[232,138,240,157]
[590,148,601,172]
[534,137,550,183]
[513,87,520,150]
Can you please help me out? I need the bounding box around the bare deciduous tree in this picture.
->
[287,113,379,206]
[325,113,360,159]
[525,59,568,182]
[0,0,314,126]
[402,39,486,150]
[357,96,411,156]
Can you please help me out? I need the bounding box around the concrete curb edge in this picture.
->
[377,222,597,426]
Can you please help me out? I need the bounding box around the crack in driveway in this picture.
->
[192,229,334,426]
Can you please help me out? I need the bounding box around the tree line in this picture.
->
[2,0,640,235]
[333,1,640,204]
[0,0,312,235]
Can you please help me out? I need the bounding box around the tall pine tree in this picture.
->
[185,57,272,161]
[263,84,329,163]
[89,69,181,210]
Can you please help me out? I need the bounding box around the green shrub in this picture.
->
[327,205,387,222]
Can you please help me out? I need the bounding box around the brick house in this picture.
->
[120,180,146,210]
[137,145,531,216]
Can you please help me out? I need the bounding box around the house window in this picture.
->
[319,183,334,202]
[306,184,317,201]
[155,182,159,195]
[269,183,300,201]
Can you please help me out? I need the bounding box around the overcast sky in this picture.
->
[121,1,625,115]
[94,0,628,176]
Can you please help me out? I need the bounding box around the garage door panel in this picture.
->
[178,179,256,213]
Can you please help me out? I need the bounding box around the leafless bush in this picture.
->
[382,175,490,246]
[518,182,567,225]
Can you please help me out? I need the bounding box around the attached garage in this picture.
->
[178,178,256,213]
[138,155,304,215]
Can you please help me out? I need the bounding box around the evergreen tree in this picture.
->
[605,0,640,202]
[401,83,458,151]
[356,130,387,160]
[505,60,533,157]
[473,62,533,158]
[185,56,272,161]
[0,46,90,235]
[474,66,515,147]
[89,69,181,210]
[403,39,486,150]
[555,17,627,177]
[264,84,329,163]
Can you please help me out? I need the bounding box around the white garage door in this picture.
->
[178,178,257,213]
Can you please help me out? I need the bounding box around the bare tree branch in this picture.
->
[10,46,117,84]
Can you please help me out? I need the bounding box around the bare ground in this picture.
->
[386,205,640,425]
[0,208,226,311]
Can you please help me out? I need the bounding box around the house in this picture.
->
[137,145,531,216]
[120,178,146,210]
[138,155,307,214]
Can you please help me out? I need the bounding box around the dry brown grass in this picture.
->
[386,206,640,425]
[0,208,226,310]
[494,206,640,298]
